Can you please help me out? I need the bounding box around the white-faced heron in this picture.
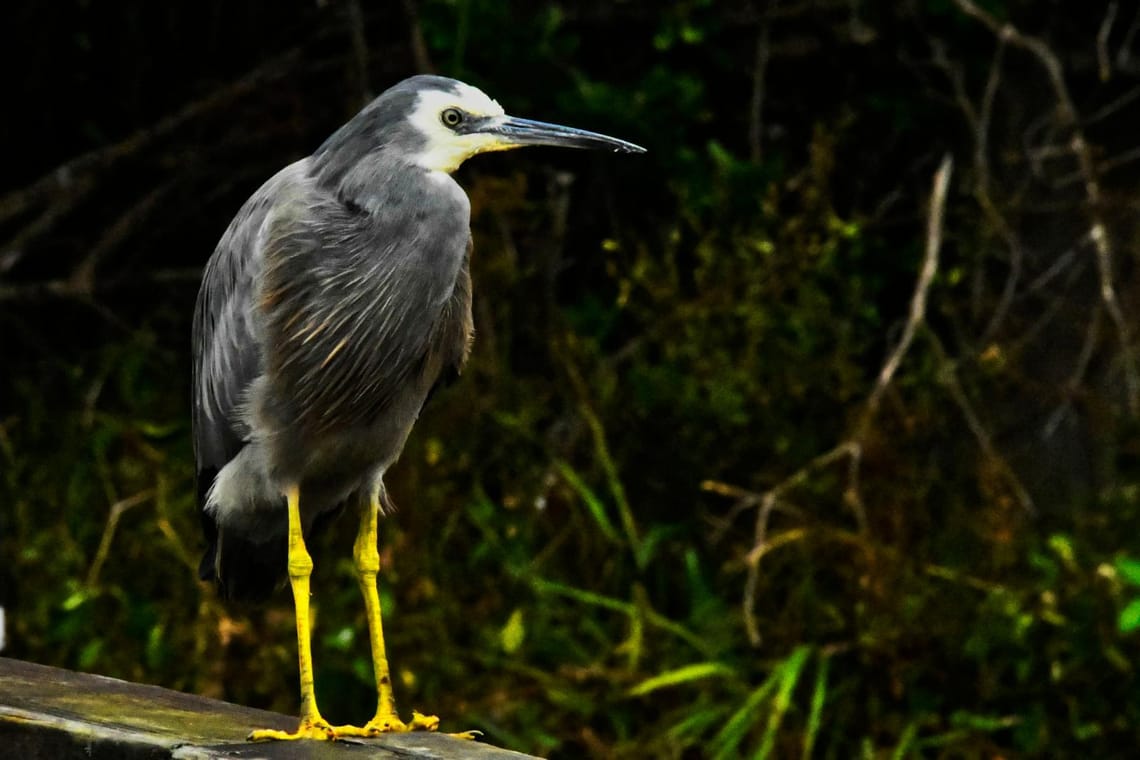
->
[192,74,644,741]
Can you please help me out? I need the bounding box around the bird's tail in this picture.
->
[198,511,288,604]
[197,483,351,605]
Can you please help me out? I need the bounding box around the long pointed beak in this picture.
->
[482,115,646,154]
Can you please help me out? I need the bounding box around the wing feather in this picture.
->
[194,160,473,490]
[192,162,310,506]
[258,177,472,433]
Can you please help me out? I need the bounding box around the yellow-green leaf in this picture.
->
[1119,598,1140,633]
[500,608,526,653]
[1116,557,1140,587]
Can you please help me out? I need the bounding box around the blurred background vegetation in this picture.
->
[3,0,1140,757]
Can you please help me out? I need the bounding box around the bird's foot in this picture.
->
[335,709,481,740]
[248,715,337,742]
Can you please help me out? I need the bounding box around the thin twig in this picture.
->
[1098,2,1119,82]
[0,267,203,302]
[971,39,1026,344]
[86,490,155,586]
[69,180,177,293]
[1,177,95,264]
[1118,4,1140,73]
[346,0,373,107]
[401,0,435,73]
[153,473,199,572]
[975,35,1005,188]
[1053,144,1140,187]
[1023,229,1094,295]
[749,13,773,162]
[1043,306,1102,440]
[716,441,857,646]
[926,330,1035,513]
[933,36,1022,343]
[860,155,952,432]
[1094,144,1140,175]
[1083,85,1140,127]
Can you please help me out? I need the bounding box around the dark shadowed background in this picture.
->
[3,1,1140,757]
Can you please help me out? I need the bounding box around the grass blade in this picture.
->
[531,576,633,614]
[890,721,919,760]
[669,704,731,742]
[555,459,620,543]
[627,662,737,697]
[802,651,829,759]
[710,668,782,760]
[754,645,811,760]
[578,405,642,561]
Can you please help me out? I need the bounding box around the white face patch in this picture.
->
[406,84,510,173]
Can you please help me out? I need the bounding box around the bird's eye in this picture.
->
[441,108,464,128]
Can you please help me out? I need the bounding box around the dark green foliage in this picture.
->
[3,1,1140,758]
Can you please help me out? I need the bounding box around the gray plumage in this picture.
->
[192,74,643,602]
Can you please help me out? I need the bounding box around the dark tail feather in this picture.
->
[197,464,289,606]
[197,484,288,604]
[198,496,350,605]
[199,524,288,604]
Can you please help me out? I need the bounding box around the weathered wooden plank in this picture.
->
[0,657,541,759]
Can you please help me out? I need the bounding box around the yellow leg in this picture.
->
[249,485,336,742]
[336,498,476,739]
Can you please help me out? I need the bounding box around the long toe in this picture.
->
[409,710,440,731]
[249,717,337,742]
[335,709,443,736]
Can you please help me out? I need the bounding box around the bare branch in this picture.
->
[0,47,302,238]
[705,441,857,647]
[952,0,1140,415]
[705,156,954,646]
[860,155,952,431]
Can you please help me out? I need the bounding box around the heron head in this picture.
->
[396,76,646,173]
